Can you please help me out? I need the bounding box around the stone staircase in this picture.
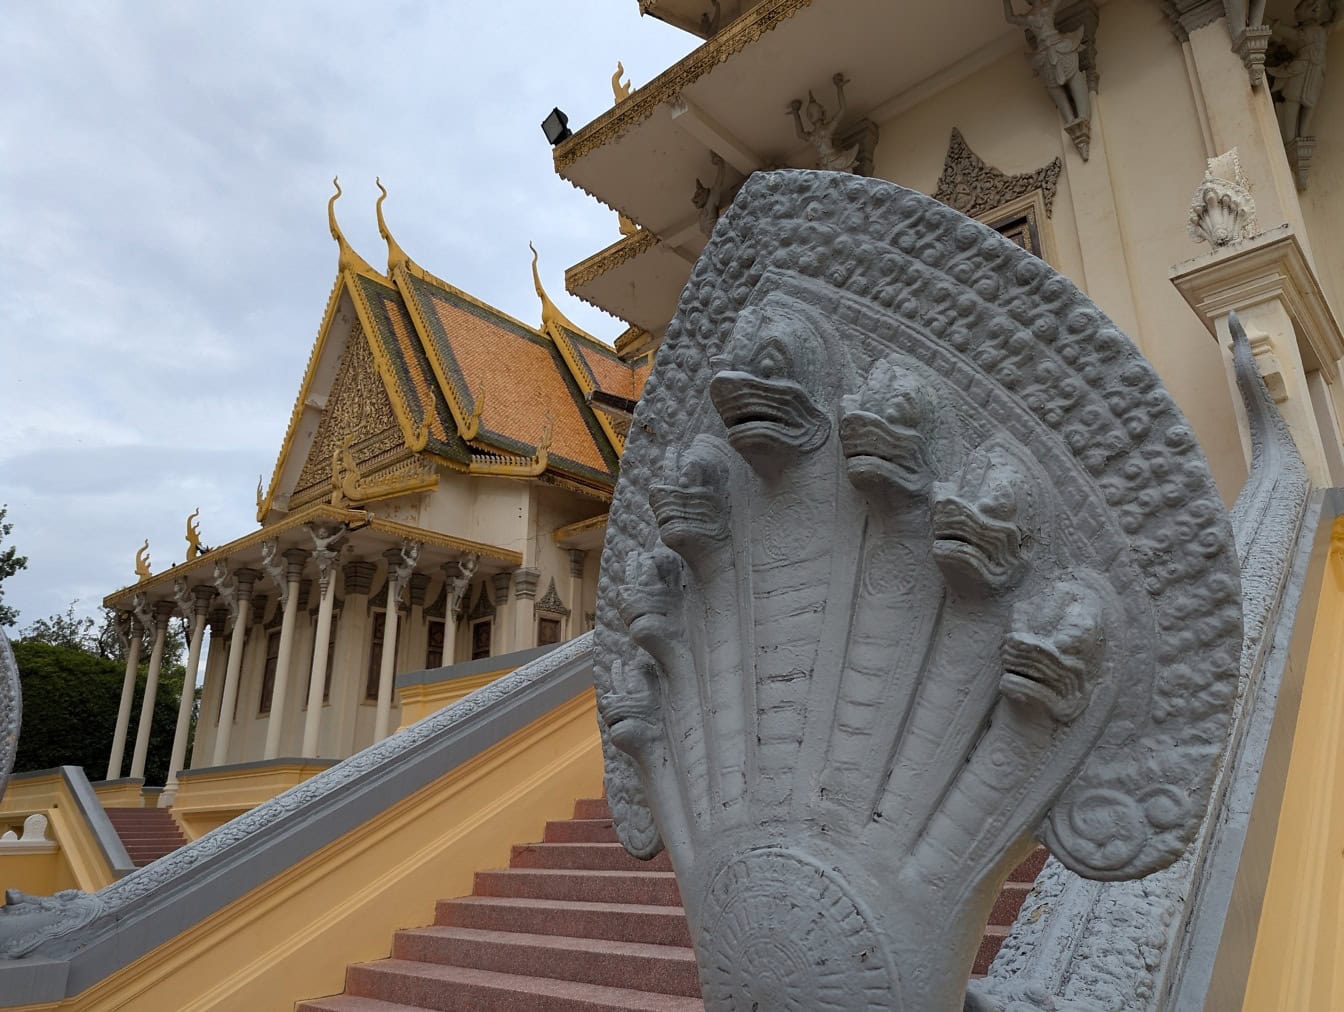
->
[103,807,188,867]
[298,798,1043,1010]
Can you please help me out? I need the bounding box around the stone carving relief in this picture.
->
[295,323,403,495]
[1005,0,1097,159]
[787,74,860,173]
[694,153,728,238]
[593,171,1241,1010]
[936,128,1063,221]
[1188,147,1257,246]
[259,539,288,607]
[972,315,1309,1011]
[1268,0,1337,188]
[0,630,18,807]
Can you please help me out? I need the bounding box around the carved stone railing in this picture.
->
[0,633,596,1007]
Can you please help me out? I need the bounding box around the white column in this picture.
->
[106,612,143,781]
[374,550,404,742]
[130,601,175,780]
[212,568,259,766]
[302,552,339,757]
[264,548,308,759]
[492,571,514,654]
[568,549,588,637]
[513,567,541,651]
[163,585,215,804]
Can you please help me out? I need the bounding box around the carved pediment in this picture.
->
[935,128,1062,220]
[295,323,404,495]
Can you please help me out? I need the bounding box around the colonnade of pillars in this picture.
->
[104,527,581,797]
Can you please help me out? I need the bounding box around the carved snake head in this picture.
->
[650,436,733,557]
[840,358,940,498]
[930,442,1036,594]
[615,545,685,654]
[709,296,831,472]
[599,655,663,759]
[1001,579,1107,722]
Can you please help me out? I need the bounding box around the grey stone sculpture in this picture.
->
[0,629,19,806]
[969,310,1309,1011]
[787,74,860,173]
[593,170,1241,1010]
[1005,0,1093,159]
[1269,0,1337,187]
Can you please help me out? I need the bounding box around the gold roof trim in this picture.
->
[566,229,659,291]
[330,434,440,507]
[327,177,382,279]
[553,0,814,170]
[552,512,609,546]
[104,503,522,608]
[375,178,411,275]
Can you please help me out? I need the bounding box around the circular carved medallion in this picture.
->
[698,848,899,1011]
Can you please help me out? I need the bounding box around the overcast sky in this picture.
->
[0,2,695,629]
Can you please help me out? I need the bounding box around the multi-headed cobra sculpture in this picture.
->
[594,171,1241,1010]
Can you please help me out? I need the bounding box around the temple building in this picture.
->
[3,1,1344,1009]
[91,181,648,822]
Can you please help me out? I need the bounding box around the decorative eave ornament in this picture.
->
[1188,147,1257,246]
[935,128,1062,220]
[1005,0,1098,160]
[133,540,152,582]
[594,171,1240,1009]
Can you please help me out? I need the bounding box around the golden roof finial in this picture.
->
[375,177,410,274]
[529,242,582,335]
[185,508,202,561]
[327,176,379,277]
[612,61,632,104]
[135,540,152,582]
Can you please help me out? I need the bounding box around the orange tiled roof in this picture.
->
[396,269,620,486]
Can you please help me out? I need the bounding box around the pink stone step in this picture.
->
[988,881,1033,926]
[391,926,701,997]
[571,798,611,820]
[975,925,1010,975]
[297,996,423,1012]
[344,960,703,1011]
[1009,848,1047,883]
[473,869,681,907]
[436,897,692,948]
[542,818,618,844]
[509,842,672,873]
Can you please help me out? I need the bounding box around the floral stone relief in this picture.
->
[593,170,1242,1010]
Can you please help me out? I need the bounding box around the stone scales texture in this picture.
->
[594,171,1242,1010]
[0,629,17,807]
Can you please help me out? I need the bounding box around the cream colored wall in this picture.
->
[1297,29,1344,319]
[871,6,1251,499]
[419,471,532,557]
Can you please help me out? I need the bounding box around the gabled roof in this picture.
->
[259,183,626,521]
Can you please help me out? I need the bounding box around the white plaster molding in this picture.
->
[1170,224,1344,381]
[1188,148,1257,247]
[669,94,763,175]
[0,814,56,855]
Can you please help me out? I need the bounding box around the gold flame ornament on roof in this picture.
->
[134,540,152,582]
[374,177,410,274]
[612,61,633,104]
[185,508,202,561]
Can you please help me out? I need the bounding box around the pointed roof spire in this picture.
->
[327,176,380,277]
[529,242,582,335]
[375,177,411,274]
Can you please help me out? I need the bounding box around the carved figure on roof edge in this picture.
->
[787,73,860,173]
[1268,0,1336,186]
[694,153,728,238]
[594,169,1240,1009]
[1004,0,1093,159]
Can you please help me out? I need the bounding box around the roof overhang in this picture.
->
[566,230,701,333]
[103,503,522,610]
[555,0,1019,236]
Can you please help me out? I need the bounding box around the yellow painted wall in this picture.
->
[1243,518,1344,1010]
[42,688,603,1011]
[172,761,332,841]
[0,774,116,894]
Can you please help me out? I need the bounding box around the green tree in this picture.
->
[11,636,195,785]
[20,601,97,652]
[0,505,29,627]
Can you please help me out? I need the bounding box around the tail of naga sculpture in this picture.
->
[0,629,18,807]
[593,171,1241,1011]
